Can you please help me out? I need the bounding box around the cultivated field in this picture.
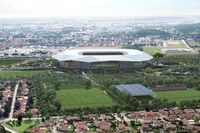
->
[0,70,48,79]
[56,85,116,109]
[143,46,162,55]
[164,40,188,48]
[156,89,200,103]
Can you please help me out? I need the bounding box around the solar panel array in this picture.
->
[114,84,154,97]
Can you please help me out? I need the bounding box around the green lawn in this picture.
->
[4,120,40,133]
[0,58,27,66]
[143,46,162,55]
[56,85,116,109]
[155,89,200,103]
[0,70,48,79]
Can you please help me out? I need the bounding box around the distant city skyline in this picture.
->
[0,0,200,18]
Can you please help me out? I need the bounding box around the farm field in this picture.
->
[143,46,162,55]
[155,89,200,103]
[0,58,27,66]
[56,85,116,109]
[0,70,48,79]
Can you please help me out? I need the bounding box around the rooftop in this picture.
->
[113,84,155,97]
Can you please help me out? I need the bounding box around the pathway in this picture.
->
[82,72,98,86]
[9,82,19,120]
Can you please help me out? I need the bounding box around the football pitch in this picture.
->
[56,85,116,109]
[164,40,188,48]
[156,89,200,103]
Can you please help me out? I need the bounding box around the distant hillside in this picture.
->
[134,29,171,39]
[176,23,200,34]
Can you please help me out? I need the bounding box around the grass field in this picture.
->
[0,58,27,66]
[0,70,48,79]
[56,85,116,109]
[143,46,162,55]
[4,120,40,133]
[156,89,200,103]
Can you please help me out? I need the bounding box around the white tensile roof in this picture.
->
[53,49,153,63]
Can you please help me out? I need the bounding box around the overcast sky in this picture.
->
[0,0,200,18]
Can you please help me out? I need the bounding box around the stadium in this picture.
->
[53,48,153,71]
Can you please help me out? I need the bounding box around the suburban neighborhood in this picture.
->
[28,108,200,132]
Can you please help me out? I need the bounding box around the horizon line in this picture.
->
[0,15,200,19]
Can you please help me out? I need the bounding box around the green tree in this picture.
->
[42,117,45,122]
[54,100,62,111]
[26,113,32,120]
[153,53,164,58]
[55,83,60,90]
[47,89,56,103]
[197,84,200,91]
[0,92,3,100]
[15,100,20,110]
[145,67,153,74]
[110,122,116,129]
[85,80,91,89]
[4,99,12,117]
[16,115,23,126]
[27,96,34,108]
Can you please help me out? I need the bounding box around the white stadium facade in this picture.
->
[53,48,153,71]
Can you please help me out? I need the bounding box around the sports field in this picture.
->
[156,89,200,103]
[56,85,116,109]
[0,70,48,79]
[164,40,188,48]
[143,46,162,55]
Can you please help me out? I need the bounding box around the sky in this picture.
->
[0,0,200,18]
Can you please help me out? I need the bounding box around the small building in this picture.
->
[152,84,187,91]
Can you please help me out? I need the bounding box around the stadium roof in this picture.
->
[113,84,155,97]
[53,49,153,63]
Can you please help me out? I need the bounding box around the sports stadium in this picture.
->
[53,48,153,71]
